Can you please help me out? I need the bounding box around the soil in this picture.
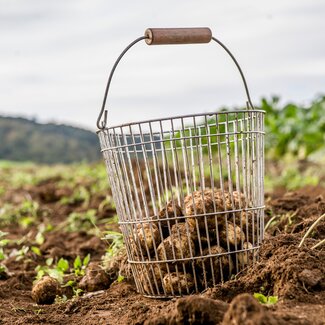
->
[0,180,324,325]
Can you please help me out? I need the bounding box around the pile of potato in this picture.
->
[128,188,255,296]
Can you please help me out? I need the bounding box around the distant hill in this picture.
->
[0,116,102,164]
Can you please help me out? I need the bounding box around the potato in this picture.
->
[157,233,195,271]
[184,189,226,231]
[237,242,254,268]
[220,222,246,248]
[163,272,194,295]
[170,222,196,238]
[184,189,253,233]
[196,245,234,285]
[224,192,255,234]
[155,201,184,237]
[200,227,219,248]
[239,210,256,243]
[139,263,166,295]
[129,223,161,259]
[224,190,246,210]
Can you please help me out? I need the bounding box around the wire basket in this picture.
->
[97,28,265,298]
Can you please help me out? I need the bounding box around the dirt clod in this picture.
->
[171,296,228,325]
[222,294,280,325]
[298,269,324,289]
[79,263,111,292]
[31,276,61,305]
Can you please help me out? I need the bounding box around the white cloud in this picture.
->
[0,0,324,131]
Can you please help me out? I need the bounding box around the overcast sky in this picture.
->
[1,0,325,131]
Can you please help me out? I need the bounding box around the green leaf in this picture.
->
[73,288,83,297]
[46,257,54,266]
[0,239,10,247]
[47,269,63,283]
[0,264,9,275]
[267,296,278,305]
[35,232,45,245]
[0,249,5,261]
[57,258,69,273]
[117,275,125,283]
[31,246,42,256]
[35,269,45,281]
[253,293,268,304]
[62,280,75,287]
[83,254,91,267]
[254,293,278,305]
[73,256,82,270]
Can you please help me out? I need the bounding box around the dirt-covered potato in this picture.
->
[196,245,234,285]
[224,190,246,209]
[138,263,166,295]
[129,223,161,258]
[234,209,253,230]
[184,189,238,231]
[184,190,222,231]
[224,192,255,235]
[170,222,196,238]
[200,227,220,248]
[157,233,195,271]
[171,222,218,253]
[220,222,246,247]
[32,276,61,305]
[237,242,254,267]
[184,189,253,233]
[154,201,184,237]
[163,272,194,295]
[239,210,256,243]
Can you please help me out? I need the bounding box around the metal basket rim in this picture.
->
[96,109,265,133]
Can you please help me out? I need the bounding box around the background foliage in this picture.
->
[262,95,325,160]
[0,95,324,164]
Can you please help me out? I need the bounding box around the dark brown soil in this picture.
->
[0,181,324,325]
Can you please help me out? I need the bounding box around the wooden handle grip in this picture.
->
[145,28,212,45]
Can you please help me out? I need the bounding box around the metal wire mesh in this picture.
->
[98,109,265,298]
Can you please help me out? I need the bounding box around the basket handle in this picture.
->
[97,28,255,129]
[145,28,212,45]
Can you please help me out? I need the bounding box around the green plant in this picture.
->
[0,264,9,278]
[262,96,325,160]
[0,231,9,261]
[31,246,42,256]
[35,257,70,284]
[254,293,278,305]
[102,231,124,259]
[35,255,91,285]
[0,231,10,278]
[63,280,83,297]
[98,196,115,213]
[73,254,90,276]
[117,275,125,283]
[0,200,40,228]
[12,245,30,262]
[59,186,90,207]
[34,223,53,246]
[64,209,97,232]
